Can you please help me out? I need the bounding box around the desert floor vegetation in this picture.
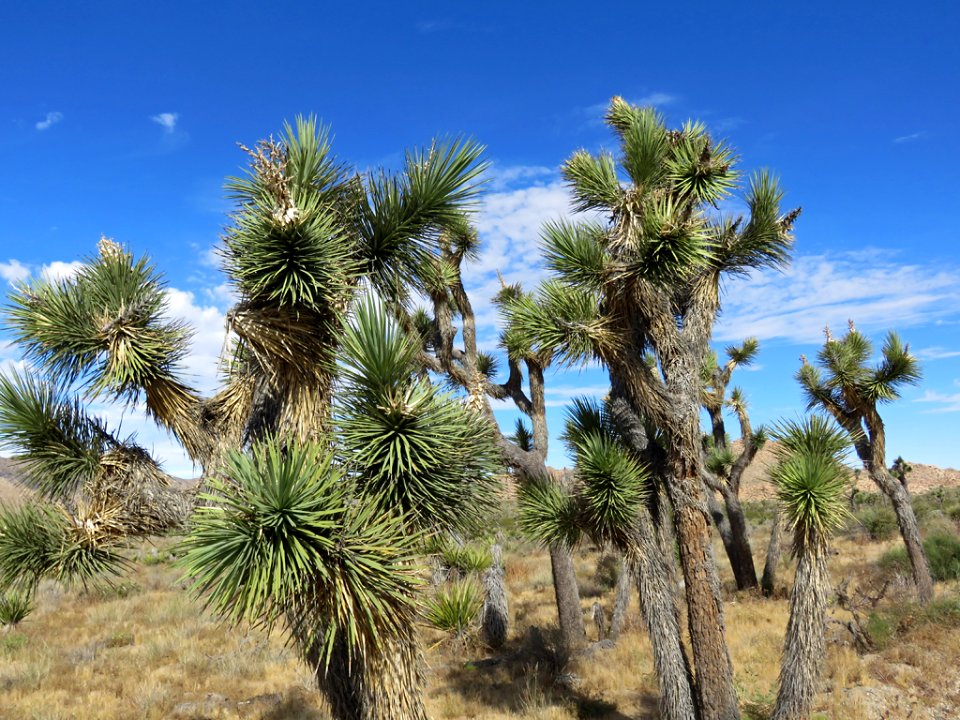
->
[3,492,960,720]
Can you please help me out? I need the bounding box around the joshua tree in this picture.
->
[770,416,851,720]
[181,299,499,720]
[0,118,498,719]
[702,337,768,590]
[519,397,697,720]
[510,98,800,719]
[410,235,587,656]
[798,323,933,603]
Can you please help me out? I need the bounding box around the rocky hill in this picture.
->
[736,441,960,501]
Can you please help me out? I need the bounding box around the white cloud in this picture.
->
[894,132,925,144]
[151,112,179,134]
[915,347,960,361]
[915,390,960,413]
[0,259,30,284]
[41,260,84,282]
[35,112,63,131]
[716,250,960,344]
[163,288,229,395]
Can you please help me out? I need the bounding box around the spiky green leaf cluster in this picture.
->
[770,416,852,552]
[517,475,583,548]
[5,243,191,404]
[178,439,422,667]
[423,579,483,637]
[799,327,921,413]
[338,297,500,534]
[0,502,130,592]
[0,371,113,500]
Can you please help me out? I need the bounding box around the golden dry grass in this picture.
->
[2,525,960,719]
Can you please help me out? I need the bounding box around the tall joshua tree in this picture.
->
[410,229,588,656]
[702,338,768,590]
[798,323,933,604]
[770,416,851,720]
[0,117,497,719]
[511,98,800,719]
[181,299,499,720]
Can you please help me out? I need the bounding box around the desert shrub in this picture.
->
[439,544,492,575]
[865,612,896,650]
[0,591,34,628]
[946,504,960,523]
[424,580,483,638]
[593,553,620,591]
[742,499,778,525]
[878,531,960,581]
[924,531,960,581]
[856,505,898,540]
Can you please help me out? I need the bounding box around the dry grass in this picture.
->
[3,525,960,719]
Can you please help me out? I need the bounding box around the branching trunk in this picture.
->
[721,488,759,590]
[761,510,783,598]
[772,546,830,720]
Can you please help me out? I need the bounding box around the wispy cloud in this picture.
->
[915,347,960,361]
[35,111,63,131]
[151,112,179,134]
[894,131,925,144]
[717,249,960,344]
[0,259,30,284]
[915,389,960,413]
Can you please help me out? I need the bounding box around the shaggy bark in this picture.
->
[481,543,509,650]
[772,546,831,720]
[761,510,783,598]
[304,628,428,720]
[626,520,698,720]
[609,556,632,641]
[551,544,587,659]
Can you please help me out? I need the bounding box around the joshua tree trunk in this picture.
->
[481,543,509,650]
[626,519,698,720]
[722,489,759,590]
[708,491,758,591]
[609,556,632,641]
[550,543,586,659]
[671,492,739,720]
[772,545,830,720]
[304,626,428,720]
[879,474,934,604]
[761,510,783,598]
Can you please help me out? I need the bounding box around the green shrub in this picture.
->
[440,544,492,575]
[593,553,620,591]
[924,531,960,581]
[878,531,960,581]
[742,499,777,526]
[865,612,896,650]
[0,591,34,628]
[424,580,483,637]
[946,504,960,523]
[856,505,898,540]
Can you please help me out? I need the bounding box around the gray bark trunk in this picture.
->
[761,510,783,598]
[550,543,586,660]
[772,545,830,720]
[627,518,698,720]
[481,543,509,649]
[609,556,632,641]
[881,475,934,604]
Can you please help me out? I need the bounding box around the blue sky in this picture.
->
[1,1,959,475]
